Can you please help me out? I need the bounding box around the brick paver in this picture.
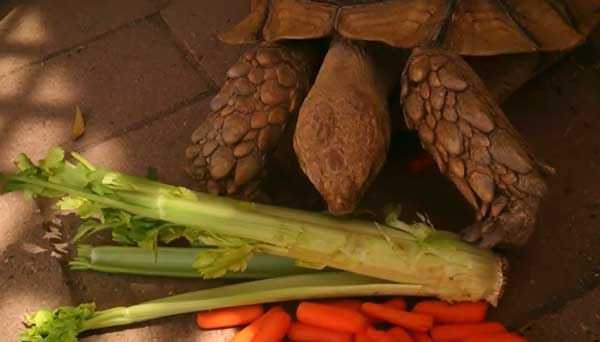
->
[487,57,600,327]
[0,193,72,339]
[80,99,211,188]
[161,0,250,85]
[525,287,600,341]
[0,17,209,173]
[0,0,163,77]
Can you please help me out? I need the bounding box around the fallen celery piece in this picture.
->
[2,147,506,304]
[71,245,319,279]
[19,272,432,342]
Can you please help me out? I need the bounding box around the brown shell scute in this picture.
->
[186,42,312,199]
[229,0,599,56]
[262,0,337,42]
[336,0,447,49]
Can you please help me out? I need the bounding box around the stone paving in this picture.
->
[0,1,599,341]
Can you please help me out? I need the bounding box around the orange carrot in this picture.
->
[297,302,369,333]
[323,299,363,312]
[355,331,371,342]
[361,302,433,332]
[411,332,433,342]
[431,322,506,340]
[232,307,284,342]
[412,301,488,323]
[195,304,264,329]
[387,327,414,342]
[464,332,527,342]
[252,306,291,342]
[323,299,380,325]
[287,322,353,342]
[366,326,394,342]
[384,298,407,311]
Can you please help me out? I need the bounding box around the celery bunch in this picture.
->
[2,147,505,304]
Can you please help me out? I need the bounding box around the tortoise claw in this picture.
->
[462,197,538,247]
[461,222,483,243]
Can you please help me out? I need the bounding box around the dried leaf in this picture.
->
[43,231,62,240]
[21,243,48,254]
[50,251,63,259]
[53,242,69,254]
[72,105,85,140]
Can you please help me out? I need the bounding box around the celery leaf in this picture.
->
[192,244,255,278]
[19,303,95,342]
[38,147,65,173]
[15,154,35,171]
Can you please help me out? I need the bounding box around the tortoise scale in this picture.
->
[185,0,600,247]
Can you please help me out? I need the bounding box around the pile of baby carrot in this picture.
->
[195,298,528,342]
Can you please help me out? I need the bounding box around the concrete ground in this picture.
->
[0,1,599,341]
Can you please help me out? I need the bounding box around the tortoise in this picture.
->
[185,0,600,247]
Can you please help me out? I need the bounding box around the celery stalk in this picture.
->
[70,245,319,279]
[19,272,431,342]
[2,147,506,304]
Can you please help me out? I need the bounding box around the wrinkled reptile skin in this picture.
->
[401,47,550,247]
[185,42,313,199]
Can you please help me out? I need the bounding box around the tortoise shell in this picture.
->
[221,0,600,56]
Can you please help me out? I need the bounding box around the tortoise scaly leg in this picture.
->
[400,47,550,247]
[186,42,316,200]
[294,40,398,215]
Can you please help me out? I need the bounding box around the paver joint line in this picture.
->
[0,10,159,80]
[77,91,212,153]
[153,13,218,91]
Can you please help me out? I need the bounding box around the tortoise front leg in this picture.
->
[400,47,550,247]
[186,42,316,200]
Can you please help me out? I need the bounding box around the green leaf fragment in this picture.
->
[38,147,65,173]
[192,244,255,278]
[15,154,35,171]
[20,303,95,342]
[70,152,95,171]
[48,162,90,189]
[158,225,187,244]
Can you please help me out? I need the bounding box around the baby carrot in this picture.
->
[413,301,488,323]
[252,306,291,342]
[232,306,284,342]
[322,299,364,312]
[387,326,414,342]
[297,302,369,333]
[287,322,352,342]
[323,299,380,325]
[195,304,263,329]
[361,302,433,332]
[354,331,371,342]
[464,332,527,342]
[366,327,394,342]
[411,332,433,342]
[431,322,506,340]
[384,298,407,311]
